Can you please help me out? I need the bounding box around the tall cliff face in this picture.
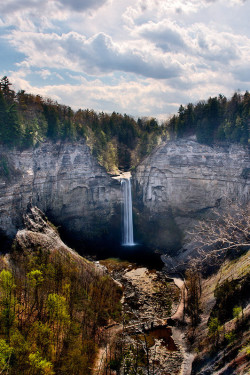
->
[0,141,121,249]
[133,139,250,251]
[0,139,249,255]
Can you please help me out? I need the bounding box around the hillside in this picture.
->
[0,76,163,173]
[0,77,249,375]
[166,92,250,145]
[0,77,249,175]
[190,249,250,375]
[0,206,122,375]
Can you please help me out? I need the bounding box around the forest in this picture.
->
[168,92,250,145]
[0,76,162,172]
[0,76,249,173]
[0,242,122,374]
[0,76,249,374]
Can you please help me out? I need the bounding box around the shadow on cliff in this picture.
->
[58,228,164,269]
[133,206,183,256]
[52,208,164,269]
[0,229,13,253]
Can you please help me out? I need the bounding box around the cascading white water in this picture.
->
[121,178,135,246]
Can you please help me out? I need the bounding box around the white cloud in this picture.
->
[7,70,187,117]
[0,0,249,119]
[0,0,109,16]
[7,30,182,79]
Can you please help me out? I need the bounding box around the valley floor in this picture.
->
[93,259,191,375]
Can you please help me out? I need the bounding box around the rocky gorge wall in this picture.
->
[0,138,249,254]
[133,138,250,251]
[0,141,121,250]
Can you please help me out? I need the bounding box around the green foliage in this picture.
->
[0,77,164,172]
[244,343,250,357]
[207,274,250,353]
[211,277,247,324]
[196,118,213,144]
[166,91,250,145]
[27,269,44,287]
[0,270,16,339]
[0,339,13,371]
[233,306,242,320]
[2,76,248,171]
[208,317,221,334]
[47,293,69,323]
[32,322,52,357]
[225,331,236,345]
[28,351,54,375]
[208,317,222,348]
[0,247,122,374]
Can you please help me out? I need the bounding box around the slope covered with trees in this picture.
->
[166,92,250,145]
[0,207,122,375]
[0,76,249,172]
[0,77,163,172]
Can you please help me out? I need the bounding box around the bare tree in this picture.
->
[192,202,250,263]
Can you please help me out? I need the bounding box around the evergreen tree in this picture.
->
[0,91,7,141]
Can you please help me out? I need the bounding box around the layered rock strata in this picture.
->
[133,139,250,250]
[0,141,121,245]
[0,139,249,253]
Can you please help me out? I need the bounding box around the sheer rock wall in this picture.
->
[133,139,249,251]
[0,139,249,253]
[0,141,121,244]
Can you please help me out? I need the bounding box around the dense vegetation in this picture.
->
[0,77,162,172]
[167,92,250,145]
[0,245,122,374]
[185,206,250,374]
[1,76,248,173]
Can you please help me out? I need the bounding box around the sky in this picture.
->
[0,0,250,120]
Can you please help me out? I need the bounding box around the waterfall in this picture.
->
[121,177,135,246]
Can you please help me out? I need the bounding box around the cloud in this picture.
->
[0,0,109,15]
[122,0,210,27]
[8,71,187,117]
[233,65,250,82]
[57,0,109,12]
[133,19,245,67]
[1,0,250,120]
[136,21,186,52]
[0,0,42,14]
[8,30,182,80]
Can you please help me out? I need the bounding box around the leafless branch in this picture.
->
[191,202,250,264]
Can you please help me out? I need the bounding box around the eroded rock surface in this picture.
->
[134,139,250,251]
[0,141,121,244]
[0,139,249,253]
[98,261,183,375]
[15,205,85,264]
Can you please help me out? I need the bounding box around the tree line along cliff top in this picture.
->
[0,76,249,172]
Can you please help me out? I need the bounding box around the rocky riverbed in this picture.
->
[94,259,188,375]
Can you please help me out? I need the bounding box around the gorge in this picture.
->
[0,138,249,259]
[0,137,249,375]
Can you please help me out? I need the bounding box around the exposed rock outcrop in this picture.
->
[133,139,250,251]
[0,139,249,254]
[0,141,121,249]
[15,205,82,263]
